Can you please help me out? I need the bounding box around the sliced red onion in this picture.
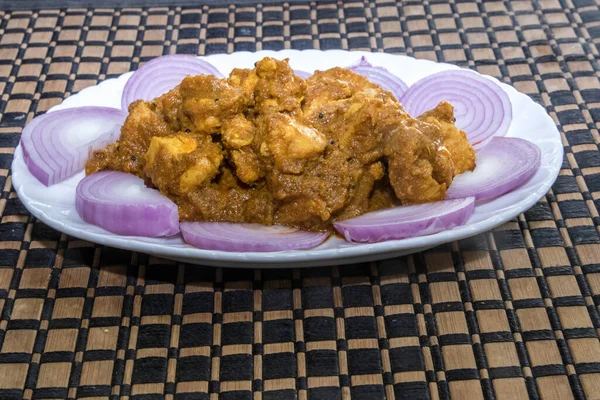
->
[180,222,329,252]
[347,56,408,99]
[400,69,512,146]
[295,70,312,79]
[76,171,179,237]
[334,197,475,243]
[446,137,540,200]
[121,54,224,110]
[21,107,127,186]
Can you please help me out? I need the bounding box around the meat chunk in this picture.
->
[385,120,454,204]
[228,68,260,105]
[258,113,327,174]
[222,114,255,150]
[221,114,263,185]
[179,74,248,134]
[304,67,390,112]
[185,168,273,223]
[419,101,476,175]
[230,149,263,185]
[269,162,352,230]
[144,134,223,196]
[86,99,172,176]
[304,66,454,205]
[254,57,306,113]
[179,145,224,193]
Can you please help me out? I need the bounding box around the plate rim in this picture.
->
[11,49,564,267]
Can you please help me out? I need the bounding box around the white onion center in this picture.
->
[62,118,121,147]
[456,151,498,181]
[239,223,299,234]
[121,184,143,198]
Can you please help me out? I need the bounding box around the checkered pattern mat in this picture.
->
[1,1,600,399]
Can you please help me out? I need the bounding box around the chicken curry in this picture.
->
[86,57,476,232]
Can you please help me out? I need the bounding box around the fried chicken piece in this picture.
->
[230,149,263,185]
[178,74,249,135]
[257,113,327,174]
[267,148,352,230]
[86,74,241,177]
[418,101,476,175]
[184,168,273,224]
[228,68,260,105]
[221,114,264,185]
[304,67,453,205]
[303,67,391,113]
[86,99,174,176]
[254,57,306,113]
[144,134,223,196]
[385,119,454,204]
[302,69,398,217]
[221,114,255,149]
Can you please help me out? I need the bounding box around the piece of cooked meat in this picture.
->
[86,57,476,231]
[221,114,263,184]
[257,113,327,174]
[303,67,455,205]
[418,101,476,175]
[86,99,173,176]
[179,74,249,135]
[144,134,223,196]
[385,119,454,204]
[254,57,306,114]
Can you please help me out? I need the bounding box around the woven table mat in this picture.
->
[1,1,600,399]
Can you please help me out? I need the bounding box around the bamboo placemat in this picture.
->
[1,1,600,399]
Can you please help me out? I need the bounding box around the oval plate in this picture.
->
[11,50,563,268]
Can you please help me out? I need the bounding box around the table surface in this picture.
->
[1,1,600,399]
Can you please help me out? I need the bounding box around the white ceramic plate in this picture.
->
[11,50,563,268]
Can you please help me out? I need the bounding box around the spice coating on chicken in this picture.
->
[86,57,475,231]
[418,101,476,175]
